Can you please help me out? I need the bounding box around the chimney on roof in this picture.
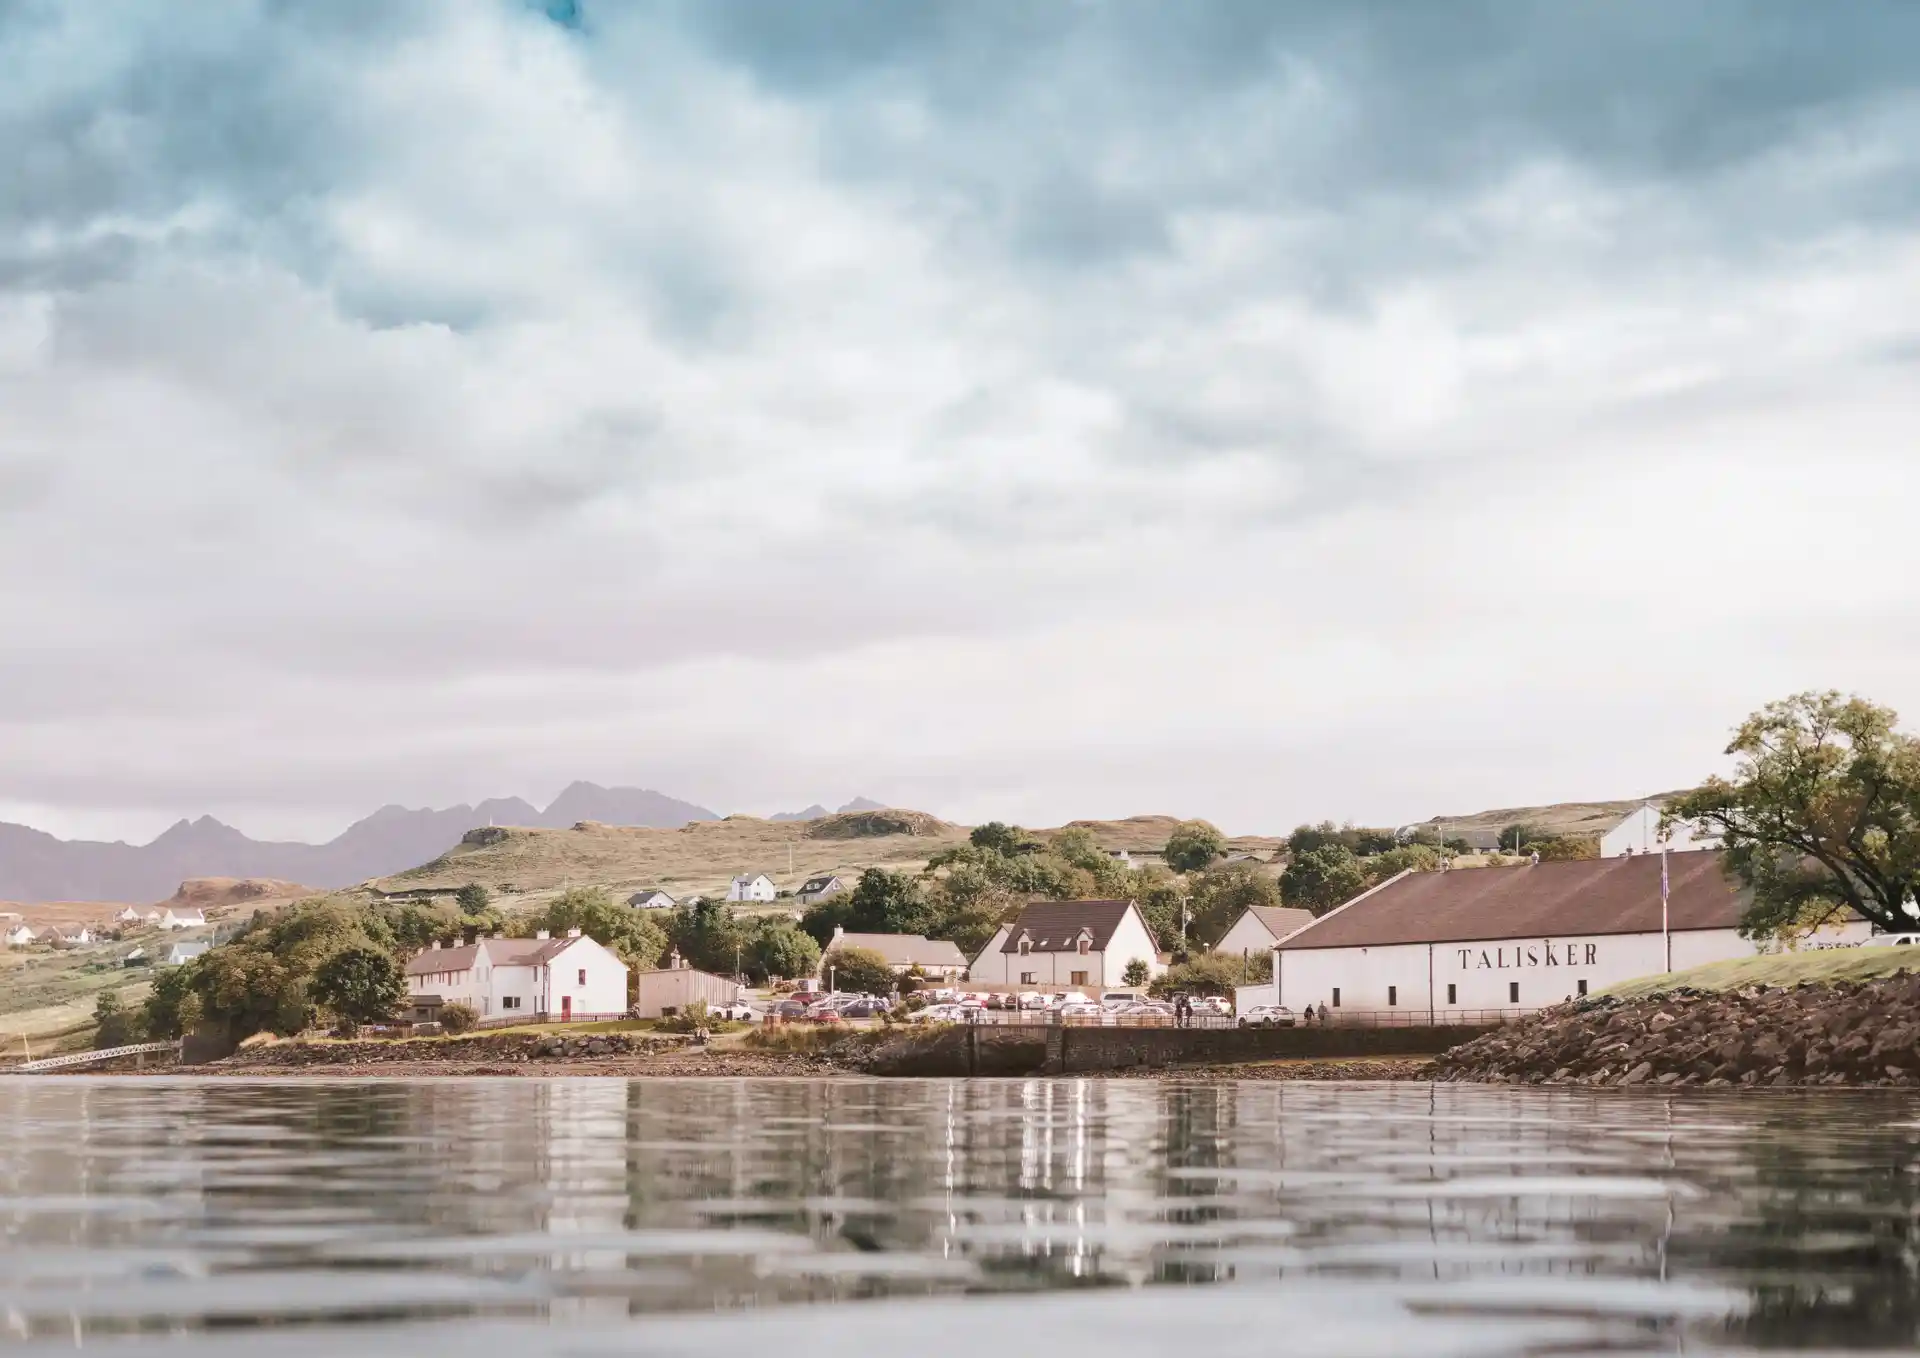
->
[566,927,582,938]
[832,924,844,940]
[669,948,684,970]
[535,929,551,940]
[429,939,441,950]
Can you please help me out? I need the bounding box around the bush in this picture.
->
[1148,953,1254,998]
[1164,820,1226,873]
[1122,959,1150,987]
[439,1001,478,1034]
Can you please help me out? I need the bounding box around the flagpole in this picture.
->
[1661,845,1671,973]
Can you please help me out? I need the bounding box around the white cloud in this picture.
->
[4,2,1919,843]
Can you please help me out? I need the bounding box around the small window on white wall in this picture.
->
[578,968,587,986]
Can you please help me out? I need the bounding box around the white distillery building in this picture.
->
[967,900,1166,991]
[1600,803,1719,859]
[1265,852,1873,1019]
[404,931,629,1021]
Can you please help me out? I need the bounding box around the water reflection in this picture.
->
[2,1077,1918,1351]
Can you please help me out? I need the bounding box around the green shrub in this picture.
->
[439,1001,478,1034]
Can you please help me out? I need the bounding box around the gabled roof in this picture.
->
[798,875,844,892]
[1276,851,1746,951]
[1233,905,1317,942]
[830,931,968,969]
[403,935,587,977]
[1000,900,1138,954]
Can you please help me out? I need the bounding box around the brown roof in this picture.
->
[404,936,579,976]
[1277,852,1746,951]
[1241,906,1317,941]
[1001,900,1138,954]
[830,932,969,968]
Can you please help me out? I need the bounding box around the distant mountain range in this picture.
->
[770,796,886,822]
[0,784,877,903]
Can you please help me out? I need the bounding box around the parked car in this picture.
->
[710,1000,758,1022]
[840,998,891,1018]
[774,1000,813,1019]
[1017,991,1052,1010]
[1101,991,1144,1008]
[805,1005,844,1024]
[1057,1001,1114,1024]
[1191,995,1232,1017]
[1239,1005,1296,1029]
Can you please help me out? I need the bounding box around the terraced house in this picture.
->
[967,900,1165,991]
[404,930,628,1022]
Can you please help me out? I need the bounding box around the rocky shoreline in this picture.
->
[1433,974,1920,1088]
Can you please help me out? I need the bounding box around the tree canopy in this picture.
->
[1185,861,1280,946]
[1164,820,1225,873]
[309,944,407,1028]
[821,945,896,996]
[1280,844,1369,915]
[523,887,669,971]
[1667,691,1920,937]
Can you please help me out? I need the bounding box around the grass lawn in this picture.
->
[1601,946,1920,1000]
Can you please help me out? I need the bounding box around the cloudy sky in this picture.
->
[5,1,1920,843]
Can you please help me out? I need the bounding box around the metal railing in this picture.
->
[470,1010,629,1030]
[915,1007,1537,1031]
[14,1041,178,1073]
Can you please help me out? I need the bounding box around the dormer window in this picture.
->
[1077,934,1091,955]
[1018,936,1032,955]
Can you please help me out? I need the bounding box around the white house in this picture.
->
[5,924,37,948]
[48,926,95,949]
[966,900,1166,991]
[1213,905,1317,958]
[115,906,146,925]
[825,926,969,980]
[627,889,676,910]
[159,908,205,931]
[1265,851,1874,1018]
[404,931,630,1021]
[1600,803,1719,859]
[728,873,777,903]
[797,874,849,905]
[163,940,211,967]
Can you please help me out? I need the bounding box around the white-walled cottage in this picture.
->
[967,900,1165,991]
[5,924,38,948]
[1213,905,1316,958]
[797,874,849,904]
[159,908,205,931]
[728,873,777,903]
[627,889,676,910]
[1265,851,1872,1018]
[404,931,629,1021]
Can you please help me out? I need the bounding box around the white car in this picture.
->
[1239,1005,1296,1029]
[1057,1001,1114,1024]
[710,1000,758,1022]
[1191,995,1232,1017]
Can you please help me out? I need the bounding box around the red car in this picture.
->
[805,1007,843,1024]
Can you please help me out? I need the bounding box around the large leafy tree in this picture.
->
[525,887,669,970]
[1667,691,1920,936]
[1281,844,1369,916]
[664,895,744,974]
[1164,820,1225,873]
[1186,861,1280,946]
[821,945,896,996]
[803,868,936,943]
[310,945,407,1027]
[747,922,821,982]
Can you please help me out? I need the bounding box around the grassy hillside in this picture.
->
[1414,793,1691,844]
[373,808,1285,907]
[1601,946,1920,1000]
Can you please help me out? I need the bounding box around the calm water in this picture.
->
[4,1078,1920,1355]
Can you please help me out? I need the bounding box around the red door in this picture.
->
[561,995,572,1020]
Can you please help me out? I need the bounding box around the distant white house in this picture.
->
[163,940,211,967]
[49,926,95,949]
[727,873,777,903]
[115,906,146,925]
[797,874,848,904]
[1600,804,1719,859]
[159,908,205,931]
[967,900,1166,991]
[627,889,676,910]
[403,931,629,1021]
[1213,905,1318,958]
[5,924,37,948]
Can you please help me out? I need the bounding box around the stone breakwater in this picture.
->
[225,1031,697,1068]
[1432,975,1920,1088]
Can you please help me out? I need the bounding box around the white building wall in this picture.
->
[1214,913,1278,958]
[728,875,776,902]
[1273,918,1876,1015]
[1099,907,1165,986]
[1600,806,1719,858]
[542,937,629,1017]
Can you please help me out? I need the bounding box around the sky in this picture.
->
[5,1,1920,844]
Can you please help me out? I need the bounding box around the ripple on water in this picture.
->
[1,1076,1918,1350]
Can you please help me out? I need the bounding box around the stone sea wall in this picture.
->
[1433,975,1920,1088]
[225,1031,695,1067]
